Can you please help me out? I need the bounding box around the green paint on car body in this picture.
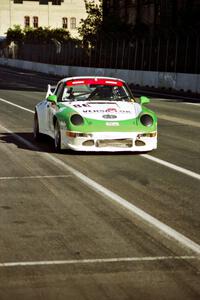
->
[55,104,157,133]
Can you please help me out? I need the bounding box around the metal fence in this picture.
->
[11,35,200,74]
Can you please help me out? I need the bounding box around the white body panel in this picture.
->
[60,130,157,152]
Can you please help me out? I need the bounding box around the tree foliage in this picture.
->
[78,0,103,46]
[6,26,71,44]
[6,25,25,43]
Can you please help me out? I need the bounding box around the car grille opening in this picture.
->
[135,140,145,146]
[96,139,133,148]
[82,140,95,146]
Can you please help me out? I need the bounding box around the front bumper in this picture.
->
[61,131,157,152]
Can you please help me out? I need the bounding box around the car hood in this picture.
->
[63,101,142,121]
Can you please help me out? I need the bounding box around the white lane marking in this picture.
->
[0,175,72,180]
[0,97,34,114]
[158,113,200,128]
[0,256,198,268]
[185,103,200,106]
[44,153,200,255]
[152,98,200,106]
[141,154,200,181]
[1,124,200,255]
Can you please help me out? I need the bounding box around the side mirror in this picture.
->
[47,95,57,103]
[140,96,150,105]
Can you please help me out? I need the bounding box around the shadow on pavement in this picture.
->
[0,132,146,156]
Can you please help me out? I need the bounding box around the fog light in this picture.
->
[66,131,77,138]
[137,132,156,138]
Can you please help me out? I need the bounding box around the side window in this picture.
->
[70,17,76,29]
[62,17,68,29]
[33,16,39,28]
[24,16,30,27]
[55,83,65,102]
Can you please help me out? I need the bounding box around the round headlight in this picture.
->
[140,114,153,127]
[70,114,84,126]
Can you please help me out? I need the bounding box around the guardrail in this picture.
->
[0,57,200,95]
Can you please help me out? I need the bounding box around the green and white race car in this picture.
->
[34,76,157,152]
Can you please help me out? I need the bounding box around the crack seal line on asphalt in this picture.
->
[0,256,199,268]
[0,96,200,180]
[0,123,200,255]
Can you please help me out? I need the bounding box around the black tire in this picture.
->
[54,120,62,153]
[33,112,41,141]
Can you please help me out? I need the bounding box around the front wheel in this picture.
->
[54,121,62,153]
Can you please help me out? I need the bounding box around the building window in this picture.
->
[62,18,68,29]
[52,0,61,5]
[14,0,23,3]
[39,0,48,4]
[70,17,76,29]
[24,16,30,28]
[33,16,39,28]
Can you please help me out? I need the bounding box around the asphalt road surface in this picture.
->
[0,66,199,300]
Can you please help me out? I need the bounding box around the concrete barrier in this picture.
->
[0,57,199,94]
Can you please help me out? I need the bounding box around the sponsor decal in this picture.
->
[82,110,131,114]
[106,108,117,113]
[73,103,91,108]
[102,114,117,119]
[106,122,119,126]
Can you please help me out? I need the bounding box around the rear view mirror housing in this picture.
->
[140,96,150,105]
[47,95,57,103]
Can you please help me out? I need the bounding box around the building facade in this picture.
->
[0,0,96,37]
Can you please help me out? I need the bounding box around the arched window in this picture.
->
[70,17,76,29]
[62,17,68,29]
[24,16,30,28]
[33,16,39,28]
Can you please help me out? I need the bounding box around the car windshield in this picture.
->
[62,78,134,102]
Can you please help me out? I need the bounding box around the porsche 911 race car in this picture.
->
[33,76,157,152]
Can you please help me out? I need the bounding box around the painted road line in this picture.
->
[0,98,199,179]
[184,103,200,106]
[158,113,200,128]
[0,175,72,180]
[0,97,34,114]
[141,154,200,181]
[1,124,200,255]
[0,256,198,268]
[151,98,200,106]
[44,152,200,255]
